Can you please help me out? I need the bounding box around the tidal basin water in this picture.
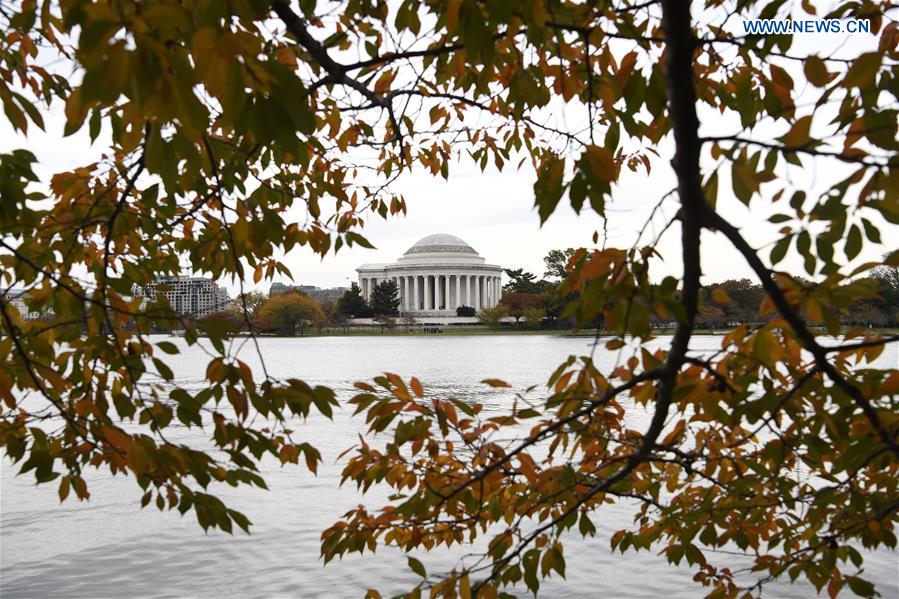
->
[2,334,897,598]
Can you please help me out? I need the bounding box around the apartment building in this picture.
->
[132,277,230,318]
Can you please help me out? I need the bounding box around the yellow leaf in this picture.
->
[711,288,731,304]
[460,573,472,599]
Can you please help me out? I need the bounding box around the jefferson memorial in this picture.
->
[356,234,503,316]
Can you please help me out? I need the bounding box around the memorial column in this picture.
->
[400,277,407,311]
[475,275,481,309]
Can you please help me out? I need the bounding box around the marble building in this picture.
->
[356,234,503,315]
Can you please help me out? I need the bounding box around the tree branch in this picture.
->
[272,1,407,154]
[705,208,899,458]
[702,135,898,169]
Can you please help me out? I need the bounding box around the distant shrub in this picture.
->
[456,305,476,317]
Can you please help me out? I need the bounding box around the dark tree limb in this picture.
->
[471,1,707,591]
[705,208,899,459]
[272,1,407,154]
[703,135,898,169]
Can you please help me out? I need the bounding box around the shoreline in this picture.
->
[171,326,899,338]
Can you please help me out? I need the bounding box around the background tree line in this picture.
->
[498,250,899,330]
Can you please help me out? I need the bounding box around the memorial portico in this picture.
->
[356,234,504,316]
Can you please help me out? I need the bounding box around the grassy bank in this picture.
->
[308,327,580,337]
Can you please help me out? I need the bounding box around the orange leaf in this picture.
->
[585,145,618,182]
[782,115,813,147]
[882,372,899,395]
[482,378,510,388]
[101,425,131,452]
[373,70,396,94]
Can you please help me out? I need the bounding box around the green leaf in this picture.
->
[731,162,757,204]
[522,548,540,594]
[88,109,102,142]
[534,156,565,224]
[153,358,174,381]
[843,53,881,88]
[770,235,791,265]
[346,231,375,249]
[407,556,427,578]
[156,341,180,355]
[845,576,875,597]
[845,224,862,261]
[312,386,336,418]
[578,512,596,536]
[861,218,881,243]
[702,170,718,208]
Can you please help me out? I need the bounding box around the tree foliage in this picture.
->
[503,268,545,294]
[477,306,509,329]
[522,306,547,328]
[337,282,373,318]
[705,279,767,325]
[2,1,899,598]
[234,291,268,321]
[456,305,476,317]
[369,279,400,316]
[257,291,325,336]
[543,248,576,280]
[499,291,543,323]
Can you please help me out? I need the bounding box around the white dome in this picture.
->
[404,233,478,255]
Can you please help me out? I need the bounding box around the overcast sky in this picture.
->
[3,11,895,296]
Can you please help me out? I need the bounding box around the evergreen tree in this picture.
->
[370,280,400,316]
[503,268,543,293]
[543,248,576,280]
[336,282,372,317]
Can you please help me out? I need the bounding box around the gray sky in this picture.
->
[3,12,895,296]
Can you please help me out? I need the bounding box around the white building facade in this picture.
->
[356,234,503,316]
[131,277,230,318]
